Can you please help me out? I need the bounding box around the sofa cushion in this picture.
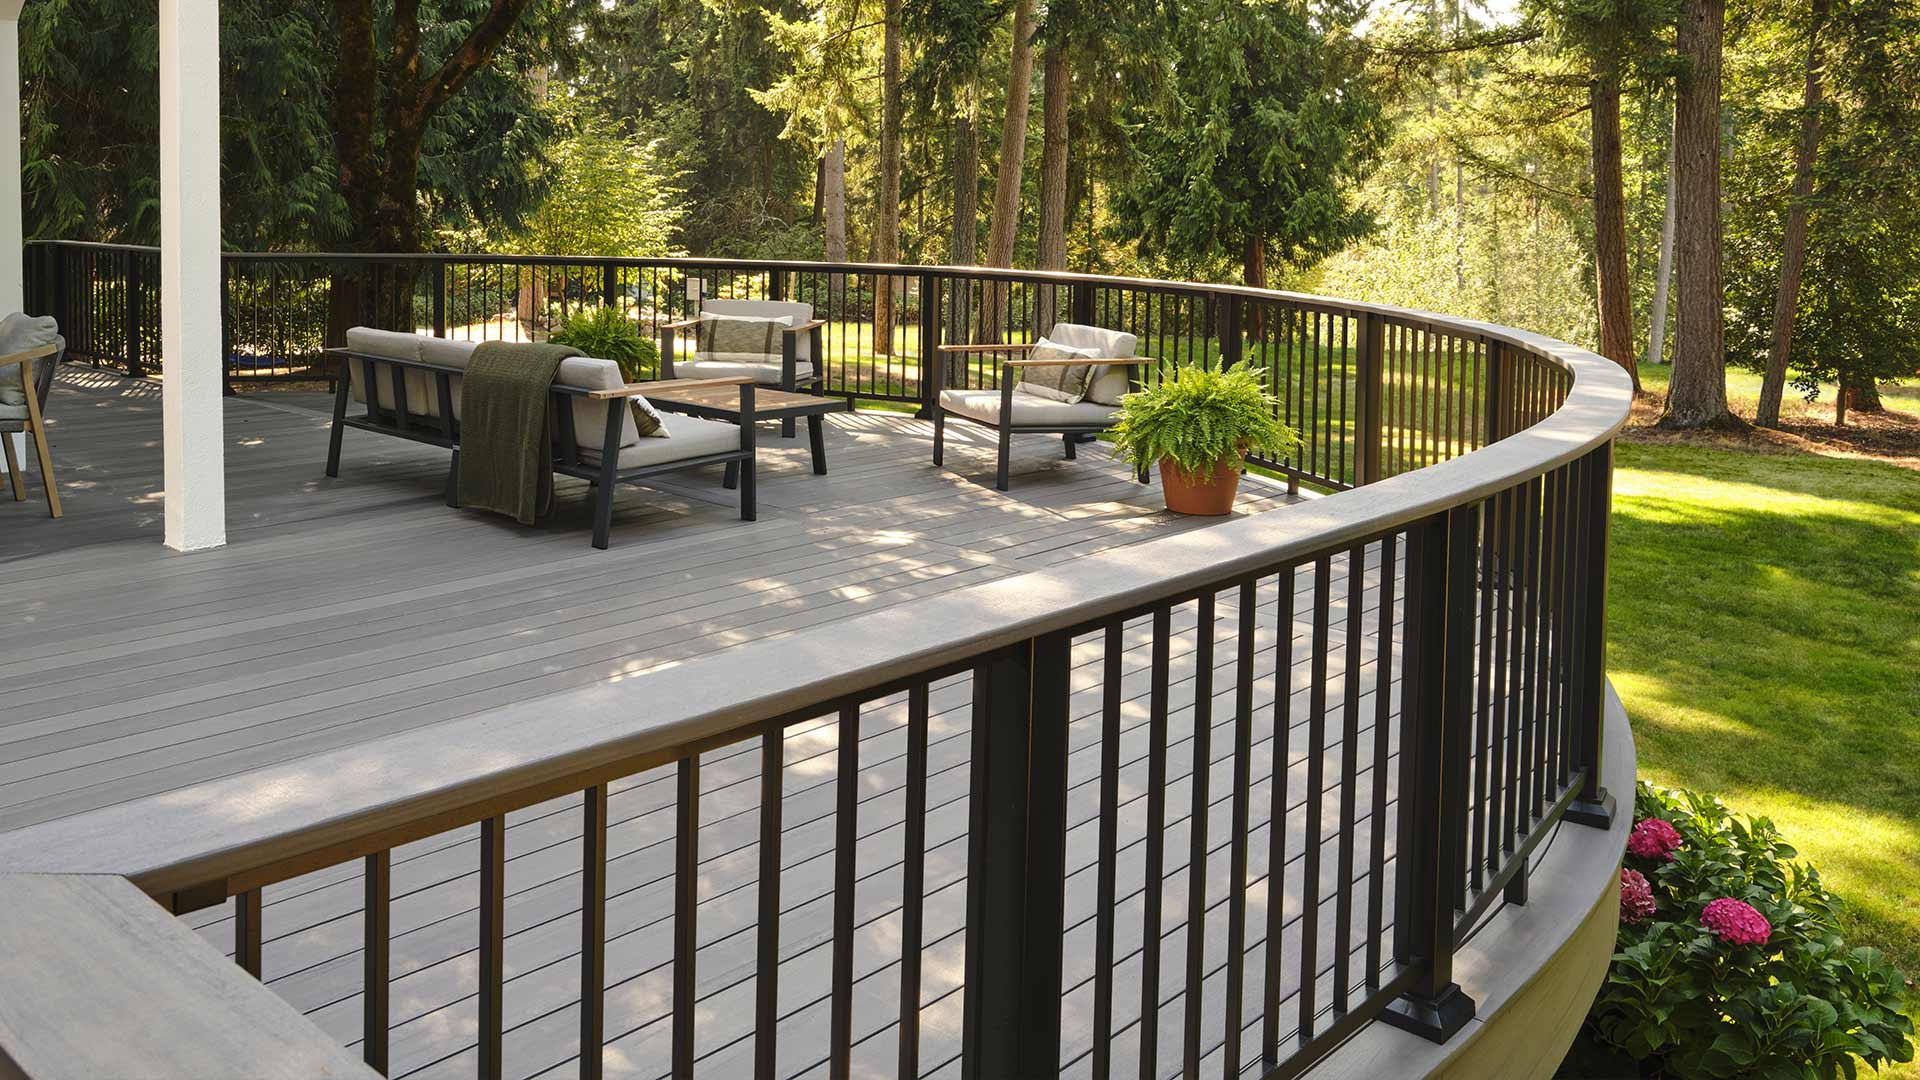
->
[702,299,815,362]
[345,328,641,454]
[673,359,816,386]
[577,413,740,469]
[1043,322,1140,405]
[0,313,60,407]
[939,388,1120,428]
[343,327,429,414]
[1014,338,1100,404]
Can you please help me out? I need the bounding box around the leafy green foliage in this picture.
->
[548,305,658,382]
[1109,362,1302,473]
[1572,783,1916,1079]
[1108,0,1390,277]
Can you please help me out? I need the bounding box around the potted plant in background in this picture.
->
[1110,361,1301,515]
[549,304,659,381]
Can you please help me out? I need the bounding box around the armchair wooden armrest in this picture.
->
[659,317,703,332]
[782,319,827,334]
[934,342,1038,354]
[584,375,753,399]
[0,342,60,371]
[1002,356,1144,368]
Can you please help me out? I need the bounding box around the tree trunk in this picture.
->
[1756,0,1828,428]
[980,0,1037,342]
[1243,235,1267,341]
[823,140,848,264]
[1647,112,1677,367]
[1840,379,1881,422]
[872,0,903,355]
[1661,0,1741,430]
[950,103,979,343]
[1036,42,1070,333]
[1591,63,1641,393]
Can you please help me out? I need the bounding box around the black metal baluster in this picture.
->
[581,787,607,1080]
[1333,543,1367,1012]
[899,684,930,1080]
[1223,584,1256,1076]
[756,728,783,1080]
[1093,622,1124,1080]
[479,814,506,1080]
[1262,569,1297,1071]
[1140,607,1172,1080]
[1183,592,1216,1078]
[365,851,391,1075]
[1365,534,1400,989]
[673,759,700,1080]
[1297,559,1333,1041]
[830,706,860,1080]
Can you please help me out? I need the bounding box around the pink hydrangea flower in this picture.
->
[1701,898,1771,946]
[1619,869,1656,924]
[1628,817,1683,861]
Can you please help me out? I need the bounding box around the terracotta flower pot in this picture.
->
[1158,457,1241,515]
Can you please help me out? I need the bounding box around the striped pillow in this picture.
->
[1014,339,1101,403]
[629,395,670,438]
[696,312,793,362]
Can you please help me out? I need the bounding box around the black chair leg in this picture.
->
[1063,434,1077,460]
[781,417,796,439]
[932,408,946,467]
[995,429,1012,492]
[445,450,460,508]
[723,461,740,490]
[326,376,350,478]
[590,463,618,550]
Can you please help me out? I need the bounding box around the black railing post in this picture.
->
[1565,444,1618,828]
[1486,340,1510,444]
[1069,279,1095,326]
[917,272,941,419]
[433,261,448,338]
[1219,293,1242,370]
[767,267,786,302]
[1386,506,1478,1043]
[960,633,1070,1080]
[124,253,145,378]
[51,244,68,344]
[1355,312,1386,485]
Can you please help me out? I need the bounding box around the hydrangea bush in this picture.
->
[1569,783,1914,1079]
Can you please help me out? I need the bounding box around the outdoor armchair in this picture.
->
[1,334,65,518]
[931,322,1144,491]
[659,298,827,437]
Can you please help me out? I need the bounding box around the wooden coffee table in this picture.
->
[644,382,852,475]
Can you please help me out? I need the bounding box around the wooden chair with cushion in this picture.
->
[931,322,1145,491]
[1,321,65,518]
[658,299,827,437]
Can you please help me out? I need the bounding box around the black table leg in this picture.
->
[808,414,827,475]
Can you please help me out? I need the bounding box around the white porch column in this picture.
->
[2,3,25,472]
[158,0,225,551]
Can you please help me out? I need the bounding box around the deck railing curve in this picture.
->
[1,244,1633,1080]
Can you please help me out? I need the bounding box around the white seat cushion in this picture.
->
[578,414,741,469]
[674,359,817,385]
[939,388,1120,428]
[0,313,59,407]
[0,402,26,422]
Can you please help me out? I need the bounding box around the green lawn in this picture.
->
[1638,362,1920,413]
[1609,441,1920,1066]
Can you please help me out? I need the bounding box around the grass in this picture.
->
[1608,441,1920,1069]
[1638,362,1920,414]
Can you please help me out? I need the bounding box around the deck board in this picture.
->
[0,367,1438,1080]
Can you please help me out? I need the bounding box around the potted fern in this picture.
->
[1110,362,1301,515]
[548,304,658,382]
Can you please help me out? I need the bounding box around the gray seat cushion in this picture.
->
[939,388,1120,428]
[0,313,61,407]
[0,402,26,423]
[577,414,741,469]
[673,358,817,385]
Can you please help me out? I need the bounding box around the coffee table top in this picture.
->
[643,381,852,418]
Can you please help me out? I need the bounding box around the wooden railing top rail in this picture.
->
[0,293,1631,904]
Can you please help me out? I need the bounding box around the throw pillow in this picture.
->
[696,312,793,362]
[629,395,671,438]
[0,313,58,407]
[1014,338,1101,403]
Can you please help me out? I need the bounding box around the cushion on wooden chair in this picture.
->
[1041,322,1140,405]
[0,313,60,407]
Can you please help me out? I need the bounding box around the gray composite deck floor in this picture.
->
[0,366,1417,1079]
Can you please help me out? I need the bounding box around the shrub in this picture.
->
[1568,783,1914,1079]
[548,304,657,382]
[1109,361,1302,474]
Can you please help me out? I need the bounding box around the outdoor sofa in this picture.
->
[327,327,757,549]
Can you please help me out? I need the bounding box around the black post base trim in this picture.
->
[1382,983,1476,1044]
[1564,788,1616,829]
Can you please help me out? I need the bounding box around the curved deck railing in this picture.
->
[1,245,1633,1080]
